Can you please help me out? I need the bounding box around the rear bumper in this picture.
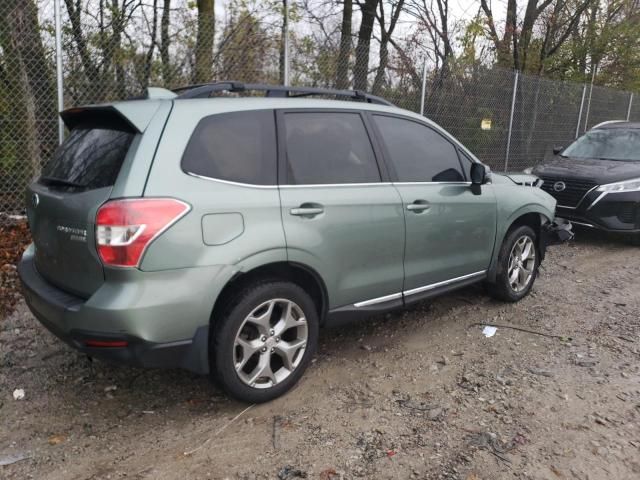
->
[18,245,232,374]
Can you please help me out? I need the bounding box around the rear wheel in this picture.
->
[487,225,539,302]
[211,280,319,403]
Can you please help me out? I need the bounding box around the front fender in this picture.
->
[486,188,556,283]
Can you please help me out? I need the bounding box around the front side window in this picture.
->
[283,112,381,185]
[182,110,277,185]
[562,128,640,161]
[373,115,464,182]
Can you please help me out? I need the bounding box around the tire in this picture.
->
[487,225,540,302]
[211,280,319,403]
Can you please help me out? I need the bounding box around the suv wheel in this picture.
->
[487,225,539,302]
[211,280,319,403]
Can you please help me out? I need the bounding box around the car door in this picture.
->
[277,109,405,310]
[370,113,497,298]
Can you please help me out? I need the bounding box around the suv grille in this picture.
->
[540,176,597,208]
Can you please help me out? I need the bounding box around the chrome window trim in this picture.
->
[279,182,392,189]
[353,270,487,308]
[392,181,472,186]
[187,173,473,189]
[403,270,487,297]
[186,172,278,189]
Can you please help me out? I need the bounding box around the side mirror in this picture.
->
[553,145,564,155]
[470,163,489,185]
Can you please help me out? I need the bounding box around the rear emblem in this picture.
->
[32,193,39,208]
[553,181,566,192]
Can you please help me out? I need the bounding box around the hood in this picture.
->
[533,156,640,184]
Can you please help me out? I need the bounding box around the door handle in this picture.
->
[290,203,324,217]
[406,200,430,212]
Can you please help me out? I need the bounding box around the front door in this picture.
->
[370,113,497,296]
[277,110,405,309]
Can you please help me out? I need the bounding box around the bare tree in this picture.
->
[194,0,215,83]
[160,0,173,85]
[336,0,353,89]
[354,0,379,90]
[480,0,594,71]
[372,0,405,95]
[0,0,56,169]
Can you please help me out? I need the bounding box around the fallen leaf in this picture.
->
[48,434,66,446]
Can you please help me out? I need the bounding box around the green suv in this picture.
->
[19,82,567,403]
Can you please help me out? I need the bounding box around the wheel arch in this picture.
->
[210,261,329,331]
[487,208,553,283]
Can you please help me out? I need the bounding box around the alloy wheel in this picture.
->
[507,235,536,293]
[233,299,308,389]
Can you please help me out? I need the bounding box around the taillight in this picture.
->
[96,198,190,267]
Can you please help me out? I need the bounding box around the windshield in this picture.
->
[562,128,640,161]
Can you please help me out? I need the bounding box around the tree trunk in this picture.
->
[142,0,159,89]
[279,0,288,85]
[0,0,56,171]
[161,0,173,85]
[194,0,215,83]
[353,0,378,91]
[335,0,352,89]
[372,40,388,95]
[372,0,404,96]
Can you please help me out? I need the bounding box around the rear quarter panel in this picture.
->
[140,100,287,275]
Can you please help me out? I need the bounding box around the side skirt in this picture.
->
[324,272,487,328]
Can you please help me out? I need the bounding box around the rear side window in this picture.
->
[182,110,277,185]
[40,127,134,191]
[283,112,381,185]
[373,115,464,182]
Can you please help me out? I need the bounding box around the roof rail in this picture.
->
[172,81,395,106]
[591,120,627,130]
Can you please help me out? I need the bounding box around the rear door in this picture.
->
[277,110,405,309]
[26,108,148,297]
[370,113,497,296]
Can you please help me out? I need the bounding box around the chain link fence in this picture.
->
[1,0,638,223]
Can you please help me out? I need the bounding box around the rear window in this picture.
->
[181,110,277,185]
[40,127,135,191]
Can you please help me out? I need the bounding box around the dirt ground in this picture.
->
[1,229,639,480]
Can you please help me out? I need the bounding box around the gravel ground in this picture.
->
[1,230,639,479]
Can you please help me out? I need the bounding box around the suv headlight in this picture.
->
[596,177,640,193]
[523,167,533,174]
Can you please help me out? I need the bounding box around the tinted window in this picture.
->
[182,110,276,185]
[284,112,380,184]
[40,127,134,191]
[562,128,640,161]
[373,115,464,182]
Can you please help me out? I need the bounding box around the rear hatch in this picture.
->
[26,107,140,298]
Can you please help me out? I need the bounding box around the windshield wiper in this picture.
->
[39,176,87,189]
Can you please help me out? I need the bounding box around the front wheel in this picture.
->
[487,225,539,302]
[211,280,319,403]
